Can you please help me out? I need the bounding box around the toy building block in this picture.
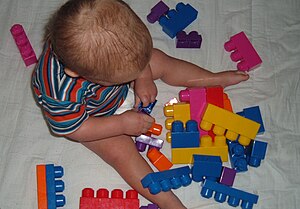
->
[171,120,200,148]
[219,167,237,187]
[36,164,66,209]
[176,31,202,48]
[206,86,224,108]
[135,135,164,152]
[138,100,157,115]
[147,148,173,171]
[227,140,248,172]
[191,155,222,182]
[224,31,262,71]
[147,123,163,136]
[147,1,169,24]
[200,103,261,146]
[171,135,228,164]
[237,106,265,134]
[10,24,37,67]
[79,188,139,209]
[245,140,268,167]
[140,203,159,209]
[223,93,233,112]
[158,3,198,38]
[141,166,192,195]
[201,179,259,209]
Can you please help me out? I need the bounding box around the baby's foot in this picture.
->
[216,70,249,87]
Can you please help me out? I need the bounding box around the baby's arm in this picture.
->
[133,64,157,107]
[66,110,154,142]
[149,48,249,88]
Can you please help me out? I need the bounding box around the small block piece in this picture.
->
[138,100,157,115]
[147,1,169,24]
[206,86,224,108]
[46,164,66,209]
[135,135,164,152]
[171,120,200,148]
[147,148,173,171]
[227,140,248,172]
[191,155,222,182]
[10,24,37,67]
[79,188,139,209]
[224,31,262,71]
[159,3,198,38]
[141,166,192,195]
[219,167,237,186]
[201,179,259,209]
[164,103,191,130]
[36,165,48,209]
[237,106,265,134]
[200,103,261,146]
[140,204,159,209]
[223,93,233,112]
[245,140,268,167]
[148,122,163,136]
[176,31,202,48]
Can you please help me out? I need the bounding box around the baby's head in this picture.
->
[46,0,153,85]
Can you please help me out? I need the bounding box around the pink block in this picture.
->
[224,31,262,71]
[10,24,37,67]
[179,88,208,136]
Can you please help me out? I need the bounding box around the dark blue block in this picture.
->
[46,164,66,209]
[201,179,259,209]
[237,106,265,134]
[191,155,222,182]
[227,140,248,172]
[138,100,157,115]
[171,120,200,148]
[141,166,192,194]
[245,140,268,167]
[159,3,198,38]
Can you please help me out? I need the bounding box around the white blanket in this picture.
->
[0,0,299,208]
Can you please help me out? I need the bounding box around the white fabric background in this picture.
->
[0,0,299,208]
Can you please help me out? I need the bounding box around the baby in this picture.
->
[32,0,249,208]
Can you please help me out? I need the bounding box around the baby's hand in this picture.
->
[120,110,155,136]
[134,78,157,108]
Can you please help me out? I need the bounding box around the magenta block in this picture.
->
[176,31,202,48]
[179,87,207,136]
[147,1,169,24]
[224,31,262,71]
[10,24,37,67]
[219,167,236,187]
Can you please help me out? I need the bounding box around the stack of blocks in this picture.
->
[147,1,201,48]
[79,188,139,209]
[36,164,66,209]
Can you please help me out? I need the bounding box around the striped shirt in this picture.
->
[32,42,129,135]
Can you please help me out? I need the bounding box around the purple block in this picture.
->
[135,135,164,152]
[147,1,169,24]
[219,167,237,186]
[176,31,202,48]
[140,203,159,209]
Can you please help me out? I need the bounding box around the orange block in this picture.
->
[36,165,48,209]
[147,148,173,171]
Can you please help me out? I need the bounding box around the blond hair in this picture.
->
[46,0,153,83]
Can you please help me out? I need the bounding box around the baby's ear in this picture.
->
[64,68,79,77]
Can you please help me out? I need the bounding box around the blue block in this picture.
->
[159,3,198,38]
[227,140,248,172]
[201,179,259,209]
[141,166,192,194]
[191,155,222,182]
[46,164,66,209]
[138,100,157,115]
[171,120,200,148]
[245,140,268,167]
[237,106,265,134]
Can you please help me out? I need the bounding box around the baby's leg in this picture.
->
[82,135,186,209]
[150,49,249,88]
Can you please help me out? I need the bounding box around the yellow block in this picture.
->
[200,103,260,146]
[171,136,228,163]
[164,103,191,130]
